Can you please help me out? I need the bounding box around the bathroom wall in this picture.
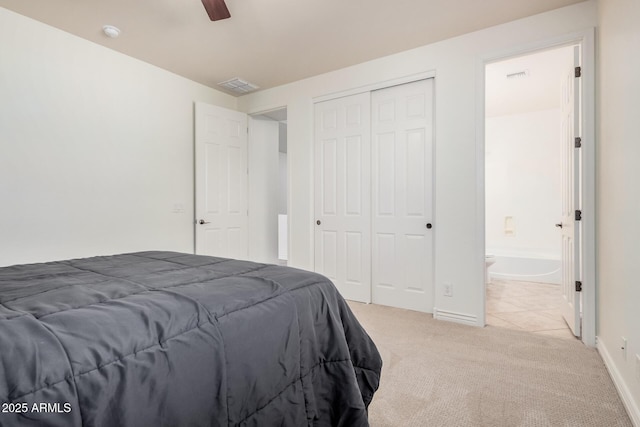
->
[485,109,562,283]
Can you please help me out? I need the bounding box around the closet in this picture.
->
[314,79,434,312]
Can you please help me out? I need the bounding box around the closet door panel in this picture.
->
[376,132,396,216]
[371,79,434,312]
[320,139,338,216]
[314,93,371,303]
[345,136,363,215]
[375,233,396,288]
[406,129,427,216]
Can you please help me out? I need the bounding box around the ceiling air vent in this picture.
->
[218,78,259,94]
[506,70,530,80]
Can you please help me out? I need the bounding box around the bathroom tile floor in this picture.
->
[486,279,576,340]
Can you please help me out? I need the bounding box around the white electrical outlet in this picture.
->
[443,282,453,297]
[621,337,627,360]
[636,354,640,383]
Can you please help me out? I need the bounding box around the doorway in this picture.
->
[248,108,288,265]
[484,46,577,339]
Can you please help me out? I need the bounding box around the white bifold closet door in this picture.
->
[314,79,434,312]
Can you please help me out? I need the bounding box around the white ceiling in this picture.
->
[486,46,575,117]
[0,0,586,96]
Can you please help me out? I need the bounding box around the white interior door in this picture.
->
[560,46,582,337]
[371,79,434,312]
[195,102,248,259]
[314,92,372,303]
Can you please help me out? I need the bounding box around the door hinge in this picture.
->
[575,66,582,78]
[575,281,582,292]
[575,137,582,148]
[575,210,582,221]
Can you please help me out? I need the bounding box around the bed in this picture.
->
[0,251,382,426]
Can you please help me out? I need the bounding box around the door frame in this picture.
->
[475,28,596,346]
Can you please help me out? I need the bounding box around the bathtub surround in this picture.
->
[488,255,561,284]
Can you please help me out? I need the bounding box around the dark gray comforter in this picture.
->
[0,251,382,426]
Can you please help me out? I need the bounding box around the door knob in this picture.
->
[198,219,210,225]
[555,223,563,228]
[426,223,433,229]
[316,220,321,225]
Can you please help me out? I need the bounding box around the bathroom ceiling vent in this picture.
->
[506,70,530,80]
[218,78,259,94]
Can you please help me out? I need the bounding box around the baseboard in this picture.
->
[597,337,640,426]
[433,308,478,327]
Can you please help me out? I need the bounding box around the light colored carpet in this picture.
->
[348,302,632,427]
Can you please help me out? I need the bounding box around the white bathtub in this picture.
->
[488,255,561,284]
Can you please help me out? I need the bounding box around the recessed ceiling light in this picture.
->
[102,25,121,38]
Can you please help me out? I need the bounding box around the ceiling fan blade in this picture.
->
[201,0,231,21]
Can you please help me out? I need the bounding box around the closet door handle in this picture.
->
[426,223,432,229]
[198,219,210,225]
[555,223,563,228]
[316,220,321,225]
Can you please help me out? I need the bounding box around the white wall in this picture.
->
[485,109,562,260]
[0,8,236,267]
[248,117,280,264]
[596,0,640,422]
[238,1,597,323]
[279,152,288,215]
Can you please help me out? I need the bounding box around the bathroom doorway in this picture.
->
[484,46,576,339]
